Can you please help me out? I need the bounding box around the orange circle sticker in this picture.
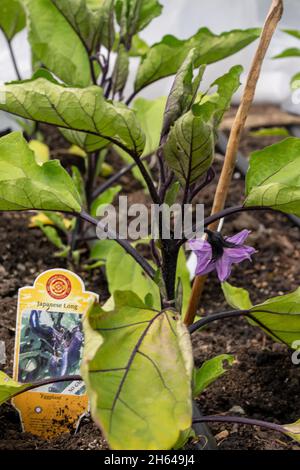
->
[46,274,71,300]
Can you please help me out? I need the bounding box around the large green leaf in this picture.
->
[0,78,145,156]
[163,107,214,187]
[105,243,161,308]
[50,0,100,51]
[116,96,166,185]
[51,0,115,52]
[0,132,82,212]
[223,282,300,348]
[193,354,234,397]
[163,66,242,187]
[132,96,167,156]
[0,371,30,404]
[81,291,193,450]
[245,138,300,217]
[24,0,92,87]
[0,0,26,40]
[135,27,260,92]
[162,49,205,138]
[249,288,300,348]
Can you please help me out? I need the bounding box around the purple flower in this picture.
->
[189,229,256,282]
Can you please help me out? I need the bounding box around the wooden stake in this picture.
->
[184,0,284,326]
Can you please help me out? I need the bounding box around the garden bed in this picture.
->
[0,106,300,450]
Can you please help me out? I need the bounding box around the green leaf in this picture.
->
[195,65,243,125]
[91,185,121,217]
[60,129,108,153]
[282,29,300,40]
[90,239,114,261]
[274,48,300,59]
[24,0,92,86]
[36,222,70,257]
[116,96,166,185]
[249,288,300,348]
[0,0,26,40]
[106,243,161,308]
[116,0,163,38]
[50,0,97,51]
[72,165,87,208]
[130,35,150,57]
[163,107,215,187]
[51,0,114,52]
[223,282,300,349]
[193,354,234,397]
[0,132,82,213]
[162,48,205,137]
[173,428,196,450]
[81,291,193,450]
[283,420,300,443]
[0,78,145,156]
[135,27,260,92]
[165,181,180,206]
[176,248,191,316]
[250,127,290,138]
[112,44,130,96]
[245,138,300,217]
[0,371,30,404]
[132,96,167,156]
[222,282,253,310]
[291,72,300,90]
[28,140,50,165]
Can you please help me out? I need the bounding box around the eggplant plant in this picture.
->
[0,0,300,451]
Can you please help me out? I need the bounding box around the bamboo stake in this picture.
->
[184,0,284,326]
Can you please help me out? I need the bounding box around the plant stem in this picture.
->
[161,241,180,302]
[132,154,161,204]
[193,415,289,437]
[5,36,21,80]
[11,375,82,400]
[125,90,139,106]
[79,210,156,280]
[189,310,249,334]
[184,0,284,326]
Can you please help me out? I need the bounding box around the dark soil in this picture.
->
[0,107,300,450]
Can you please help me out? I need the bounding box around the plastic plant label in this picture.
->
[12,269,98,439]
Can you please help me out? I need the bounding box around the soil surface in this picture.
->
[0,106,300,450]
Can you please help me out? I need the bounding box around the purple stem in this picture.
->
[11,375,82,400]
[193,415,289,437]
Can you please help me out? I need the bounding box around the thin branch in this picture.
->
[125,90,139,106]
[193,415,289,437]
[189,310,248,334]
[133,154,161,204]
[5,35,21,80]
[10,375,82,401]
[189,307,295,335]
[184,0,284,327]
[178,205,279,247]
[79,210,156,280]
[203,205,279,228]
